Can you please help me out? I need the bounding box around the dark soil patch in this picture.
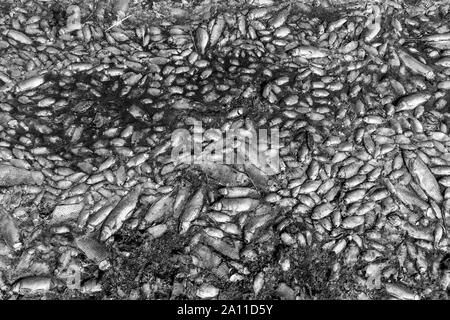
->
[100,230,190,299]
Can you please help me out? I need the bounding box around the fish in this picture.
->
[290,46,329,59]
[6,29,33,44]
[195,26,209,55]
[195,161,251,187]
[406,156,443,203]
[100,185,142,241]
[141,193,174,227]
[179,186,205,234]
[210,16,225,46]
[398,50,435,80]
[396,93,432,112]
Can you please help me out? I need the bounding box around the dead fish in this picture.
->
[426,40,450,50]
[16,75,46,92]
[435,57,450,67]
[203,234,240,260]
[210,16,225,46]
[328,18,347,32]
[115,0,130,17]
[253,272,265,296]
[363,5,381,42]
[290,46,329,59]
[311,203,335,220]
[196,283,220,299]
[394,184,429,210]
[68,63,93,72]
[364,22,381,42]
[432,166,450,176]
[406,156,443,203]
[86,197,121,231]
[243,162,276,191]
[385,283,419,300]
[0,165,43,186]
[12,276,54,294]
[6,29,32,44]
[211,198,260,213]
[81,279,102,294]
[195,161,250,186]
[100,185,142,241]
[396,93,431,112]
[75,236,109,264]
[422,33,450,42]
[218,187,259,198]
[173,182,192,219]
[141,193,174,227]
[126,153,149,167]
[179,186,205,234]
[269,7,290,29]
[98,157,116,172]
[398,50,435,80]
[196,26,209,55]
[341,216,365,229]
[244,212,273,243]
[0,209,21,250]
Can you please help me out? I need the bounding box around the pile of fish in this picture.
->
[1,0,450,299]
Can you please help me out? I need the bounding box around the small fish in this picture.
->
[179,186,205,234]
[210,16,225,46]
[6,29,32,44]
[100,185,142,241]
[311,203,335,220]
[290,46,329,59]
[211,198,260,213]
[398,50,435,80]
[141,193,174,227]
[396,93,431,112]
[13,277,54,294]
[16,75,46,92]
[195,161,251,187]
[196,26,209,55]
[406,156,443,203]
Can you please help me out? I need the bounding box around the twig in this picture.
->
[106,14,133,32]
